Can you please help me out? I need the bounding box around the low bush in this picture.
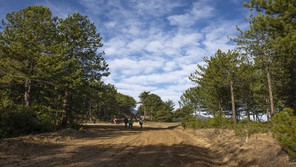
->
[181,112,271,139]
[235,121,271,138]
[181,108,296,159]
[207,112,233,129]
[181,112,233,129]
[0,107,55,138]
[272,108,296,159]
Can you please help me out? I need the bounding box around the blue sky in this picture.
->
[1,0,250,108]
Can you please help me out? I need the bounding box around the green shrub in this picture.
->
[181,112,233,129]
[0,107,55,137]
[36,112,55,132]
[235,121,271,137]
[0,112,8,138]
[156,110,173,122]
[181,112,273,142]
[189,118,208,129]
[272,108,296,159]
[180,116,199,129]
[208,112,233,129]
[6,109,37,136]
[181,115,194,128]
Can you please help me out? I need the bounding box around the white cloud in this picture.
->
[131,0,183,16]
[229,0,246,5]
[163,61,178,72]
[146,40,165,53]
[167,1,214,27]
[127,39,147,52]
[102,19,244,108]
[104,37,130,57]
[108,58,164,77]
[105,21,117,29]
[180,63,197,74]
[201,20,242,55]
[40,0,247,109]
[115,82,158,101]
[173,33,202,47]
[120,70,188,86]
[41,1,79,18]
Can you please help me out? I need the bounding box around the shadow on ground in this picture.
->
[12,142,257,167]
[1,123,290,167]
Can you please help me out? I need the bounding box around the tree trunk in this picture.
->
[24,78,31,107]
[246,103,250,121]
[230,81,237,125]
[62,89,69,128]
[246,109,251,121]
[266,67,275,119]
[252,113,255,121]
[218,101,223,112]
[256,113,260,122]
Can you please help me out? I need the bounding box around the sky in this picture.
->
[0,0,250,108]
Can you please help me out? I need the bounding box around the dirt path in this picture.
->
[0,122,295,167]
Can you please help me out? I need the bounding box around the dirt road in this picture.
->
[0,122,295,167]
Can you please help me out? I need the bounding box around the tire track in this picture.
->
[0,123,251,167]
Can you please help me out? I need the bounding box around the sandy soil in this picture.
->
[0,122,295,167]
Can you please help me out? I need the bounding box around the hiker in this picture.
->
[128,118,133,129]
[113,117,117,124]
[139,119,143,128]
[124,118,128,128]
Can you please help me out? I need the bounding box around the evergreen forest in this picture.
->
[0,0,296,159]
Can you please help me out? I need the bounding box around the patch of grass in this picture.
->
[181,109,296,159]
[181,112,233,130]
[234,121,271,138]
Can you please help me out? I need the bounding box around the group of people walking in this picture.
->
[122,117,143,129]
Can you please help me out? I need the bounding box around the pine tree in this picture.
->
[239,0,296,113]
[0,6,60,108]
[190,50,245,124]
[139,91,151,120]
[57,13,109,127]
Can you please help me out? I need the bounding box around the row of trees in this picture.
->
[179,0,296,123]
[0,6,136,137]
[137,91,175,122]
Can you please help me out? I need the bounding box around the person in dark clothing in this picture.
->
[139,119,143,128]
[128,118,133,129]
[124,118,128,128]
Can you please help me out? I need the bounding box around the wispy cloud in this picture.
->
[167,0,214,27]
[13,0,248,108]
[41,1,80,18]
